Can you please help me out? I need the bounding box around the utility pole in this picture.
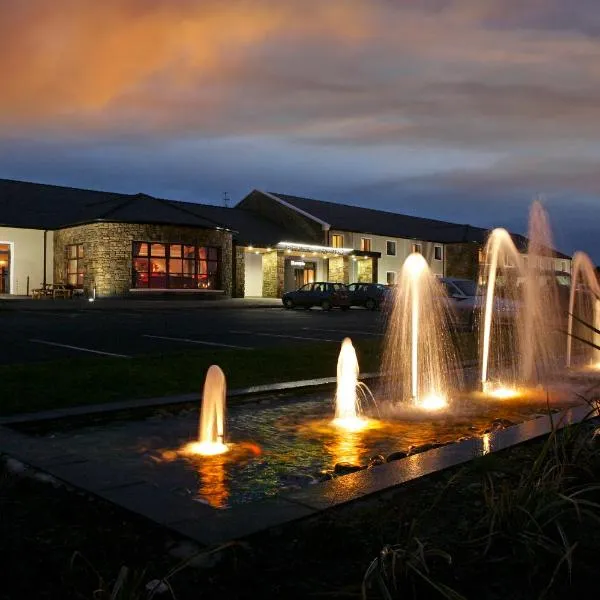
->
[223,192,230,208]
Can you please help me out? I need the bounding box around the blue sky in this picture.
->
[1,0,599,260]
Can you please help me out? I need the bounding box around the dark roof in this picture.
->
[267,192,571,258]
[0,178,306,246]
[269,192,488,244]
[0,179,225,230]
[161,201,308,246]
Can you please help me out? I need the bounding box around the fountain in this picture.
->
[566,252,600,369]
[382,252,462,409]
[332,337,371,431]
[184,364,229,456]
[479,200,563,395]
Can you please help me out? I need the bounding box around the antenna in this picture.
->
[223,192,230,208]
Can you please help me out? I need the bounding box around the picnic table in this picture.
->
[31,283,83,299]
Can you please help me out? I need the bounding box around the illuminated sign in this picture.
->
[277,241,352,255]
[290,260,306,267]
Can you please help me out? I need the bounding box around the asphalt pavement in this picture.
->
[0,305,387,365]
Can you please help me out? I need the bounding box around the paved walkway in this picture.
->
[0,296,282,312]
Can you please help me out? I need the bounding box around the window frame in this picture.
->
[434,245,443,261]
[331,234,344,249]
[360,237,372,252]
[131,242,221,290]
[412,242,422,254]
[65,244,85,287]
[386,240,397,256]
[386,271,396,285]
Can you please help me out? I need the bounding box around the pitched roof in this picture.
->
[0,179,225,230]
[0,179,305,246]
[268,191,486,244]
[266,191,571,258]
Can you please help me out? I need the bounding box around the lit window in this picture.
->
[434,245,443,261]
[66,244,84,287]
[132,242,220,289]
[386,271,396,285]
[412,243,422,254]
[360,238,372,252]
[331,234,344,248]
[386,241,396,256]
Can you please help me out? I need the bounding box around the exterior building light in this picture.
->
[266,247,272,252]
[248,245,254,250]
[277,241,353,255]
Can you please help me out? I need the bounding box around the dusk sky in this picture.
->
[1,0,599,260]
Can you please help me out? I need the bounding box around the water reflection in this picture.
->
[195,455,229,508]
[329,428,362,465]
[482,433,491,455]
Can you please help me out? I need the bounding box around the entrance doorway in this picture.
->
[0,244,10,294]
[294,262,316,288]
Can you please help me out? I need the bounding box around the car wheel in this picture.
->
[365,298,377,311]
[283,298,294,309]
[321,299,332,311]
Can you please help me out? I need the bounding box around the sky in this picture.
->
[1,0,599,260]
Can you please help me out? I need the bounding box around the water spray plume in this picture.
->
[333,338,369,431]
[383,252,461,407]
[185,365,228,456]
[480,199,562,391]
[566,252,600,368]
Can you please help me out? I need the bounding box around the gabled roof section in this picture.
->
[0,179,227,230]
[267,191,481,244]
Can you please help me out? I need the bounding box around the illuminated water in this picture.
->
[566,251,600,369]
[332,337,373,431]
[479,200,564,392]
[382,253,462,409]
[33,388,579,509]
[185,365,228,456]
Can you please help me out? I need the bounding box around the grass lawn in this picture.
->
[1,331,477,418]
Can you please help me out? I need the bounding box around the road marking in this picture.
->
[143,334,253,350]
[229,330,339,343]
[302,327,384,337]
[29,339,131,358]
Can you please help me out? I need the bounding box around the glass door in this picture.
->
[0,244,10,294]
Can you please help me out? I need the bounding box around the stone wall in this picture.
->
[357,258,374,283]
[328,256,350,284]
[233,246,245,298]
[445,242,480,280]
[262,251,284,298]
[54,222,232,297]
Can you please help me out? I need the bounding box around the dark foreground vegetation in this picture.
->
[2,400,600,600]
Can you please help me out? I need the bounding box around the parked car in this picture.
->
[347,283,391,310]
[441,277,518,328]
[282,282,350,311]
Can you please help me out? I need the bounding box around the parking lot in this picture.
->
[0,306,388,365]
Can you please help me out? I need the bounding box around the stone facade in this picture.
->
[445,243,480,280]
[328,256,350,284]
[357,258,374,283]
[54,222,232,297]
[262,251,285,298]
[233,246,245,298]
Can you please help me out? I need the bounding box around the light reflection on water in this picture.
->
[41,391,579,509]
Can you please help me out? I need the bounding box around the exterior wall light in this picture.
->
[277,241,353,255]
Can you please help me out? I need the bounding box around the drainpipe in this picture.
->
[42,230,48,287]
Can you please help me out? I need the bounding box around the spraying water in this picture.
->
[187,365,228,455]
[382,252,461,409]
[479,199,564,393]
[333,337,372,431]
[566,252,600,368]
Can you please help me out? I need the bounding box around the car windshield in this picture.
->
[453,280,479,297]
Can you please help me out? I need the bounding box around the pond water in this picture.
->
[39,387,581,509]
